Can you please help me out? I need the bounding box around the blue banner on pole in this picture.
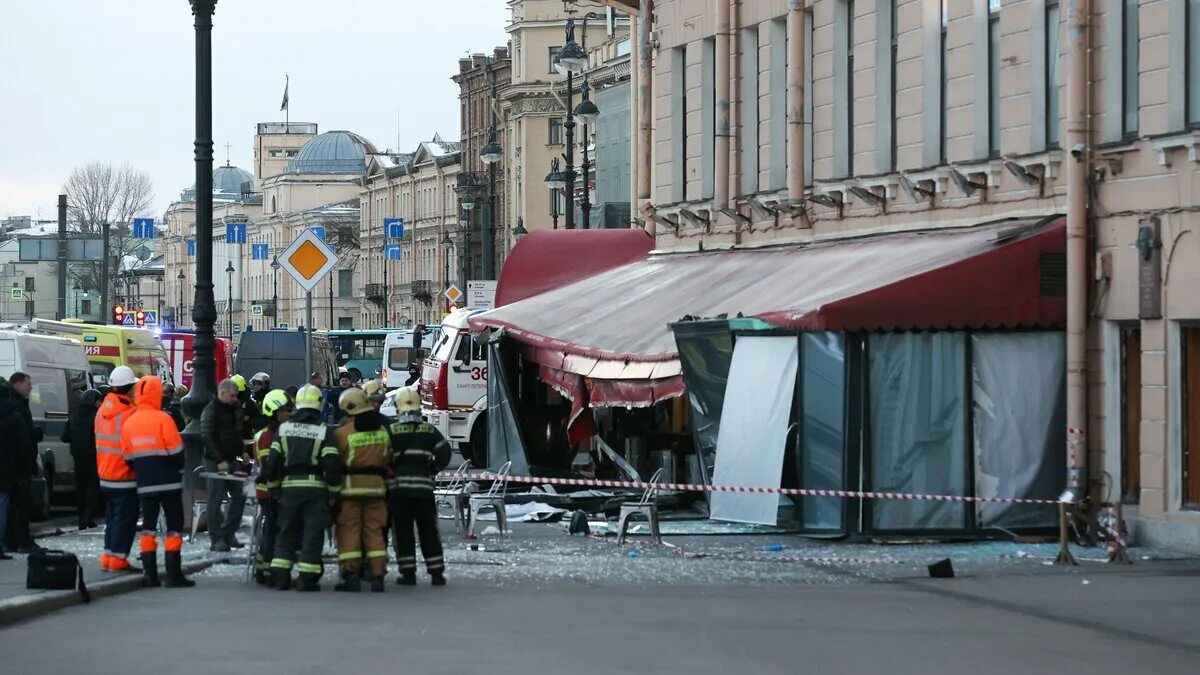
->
[133,218,154,239]
[187,239,196,257]
[384,218,404,239]
[384,244,401,261]
[225,222,247,244]
[311,226,326,243]
[251,243,269,260]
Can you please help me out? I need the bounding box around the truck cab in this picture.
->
[420,309,488,465]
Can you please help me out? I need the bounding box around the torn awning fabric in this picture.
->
[470,216,1066,408]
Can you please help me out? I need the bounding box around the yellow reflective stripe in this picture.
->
[348,430,389,448]
[270,559,292,569]
[337,551,363,561]
[296,562,322,574]
[366,550,388,559]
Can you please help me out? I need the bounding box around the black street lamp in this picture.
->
[73,283,81,318]
[441,231,454,310]
[512,217,528,241]
[555,18,587,229]
[176,270,186,329]
[270,253,279,328]
[181,0,219,489]
[155,274,164,319]
[575,80,600,229]
[225,260,234,340]
[545,158,566,230]
[479,126,502,280]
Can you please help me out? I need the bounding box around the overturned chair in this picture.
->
[616,468,665,545]
[466,461,512,538]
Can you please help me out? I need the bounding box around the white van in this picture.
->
[0,330,93,511]
[381,325,441,390]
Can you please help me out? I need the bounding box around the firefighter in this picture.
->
[121,376,194,588]
[362,380,386,413]
[95,366,141,573]
[252,389,292,585]
[387,388,451,586]
[264,384,341,592]
[332,388,392,593]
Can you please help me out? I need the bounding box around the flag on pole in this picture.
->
[280,74,289,112]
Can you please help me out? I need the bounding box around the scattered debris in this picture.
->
[927,558,955,579]
[627,551,641,558]
[764,544,785,552]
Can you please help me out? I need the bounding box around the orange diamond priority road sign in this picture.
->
[278,228,339,292]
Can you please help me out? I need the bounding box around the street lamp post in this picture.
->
[576,12,604,230]
[225,260,234,340]
[155,274,164,320]
[73,284,81,318]
[545,158,566,230]
[555,18,587,229]
[441,231,453,311]
[270,254,279,329]
[176,270,186,329]
[181,0,220,493]
[480,126,502,279]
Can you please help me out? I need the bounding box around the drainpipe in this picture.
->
[714,0,731,217]
[630,14,640,226]
[786,0,805,221]
[638,0,655,236]
[1063,0,1090,503]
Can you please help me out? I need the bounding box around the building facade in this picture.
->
[454,47,513,278]
[358,136,462,327]
[590,0,1200,548]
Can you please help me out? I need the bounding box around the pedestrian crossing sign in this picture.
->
[10,288,22,300]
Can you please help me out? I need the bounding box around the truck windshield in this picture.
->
[432,327,457,361]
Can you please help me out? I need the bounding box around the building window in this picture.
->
[1122,0,1139,137]
[338,317,354,330]
[771,19,788,189]
[940,0,948,162]
[24,301,33,318]
[1046,1,1062,147]
[549,118,564,145]
[548,46,562,74]
[834,1,855,177]
[24,276,34,292]
[740,26,759,196]
[672,45,687,202]
[338,269,353,298]
[882,0,897,171]
[988,0,1002,155]
[1121,327,1142,503]
[701,37,716,199]
[1189,0,1200,126]
[81,298,92,316]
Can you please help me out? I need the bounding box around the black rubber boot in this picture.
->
[163,551,196,588]
[431,571,446,587]
[298,573,321,592]
[272,568,292,591]
[397,570,417,586]
[140,552,161,588]
[334,571,361,593]
[370,575,386,593]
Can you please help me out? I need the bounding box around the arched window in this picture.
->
[271,195,277,213]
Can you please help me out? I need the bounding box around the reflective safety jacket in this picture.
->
[387,421,451,497]
[120,377,185,495]
[332,411,393,499]
[263,409,340,495]
[254,427,281,492]
[96,391,137,490]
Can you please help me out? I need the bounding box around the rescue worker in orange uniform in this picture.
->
[95,366,141,573]
[332,388,393,592]
[121,376,195,588]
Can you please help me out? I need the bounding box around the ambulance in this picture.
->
[31,318,173,387]
[160,332,234,389]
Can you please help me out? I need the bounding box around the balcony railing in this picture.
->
[411,280,433,299]
[365,283,385,306]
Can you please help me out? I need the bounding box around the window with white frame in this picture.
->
[1046,1,1062,147]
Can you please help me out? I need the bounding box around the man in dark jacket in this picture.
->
[0,378,31,560]
[5,372,41,554]
[62,389,103,529]
[200,378,247,552]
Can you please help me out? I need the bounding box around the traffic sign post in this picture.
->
[142,309,159,326]
[467,280,497,310]
[10,288,22,300]
[444,284,463,307]
[277,228,339,382]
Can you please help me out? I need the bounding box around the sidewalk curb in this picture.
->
[0,556,227,628]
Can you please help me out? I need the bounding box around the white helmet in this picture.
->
[109,366,139,388]
[250,372,271,385]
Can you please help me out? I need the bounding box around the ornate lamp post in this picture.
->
[555,18,587,229]
[225,260,235,340]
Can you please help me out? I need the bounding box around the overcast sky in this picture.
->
[0,0,510,221]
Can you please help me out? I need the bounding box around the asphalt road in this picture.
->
[2,523,1198,675]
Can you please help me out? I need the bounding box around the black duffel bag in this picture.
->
[26,549,91,603]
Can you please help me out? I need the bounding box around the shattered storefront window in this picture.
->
[673,322,735,485]
[869,332,968,530]
[800,333,846,531]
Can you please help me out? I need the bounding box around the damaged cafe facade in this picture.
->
[457,0,1200,549]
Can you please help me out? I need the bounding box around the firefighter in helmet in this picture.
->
[387,388,451,586]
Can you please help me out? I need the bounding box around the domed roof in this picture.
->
[179,164,255,202]
[285,130,378,175]
[213,164,254,194]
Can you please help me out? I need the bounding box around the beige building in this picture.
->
[502,1,631,233]
[359,136,462,327]
[588,0,1200,549]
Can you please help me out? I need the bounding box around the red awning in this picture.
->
[495,229,654,307]
[472,217,1065,406]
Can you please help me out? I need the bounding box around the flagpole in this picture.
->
[285,74,289,129]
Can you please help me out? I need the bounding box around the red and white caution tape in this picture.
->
[437,471,1061,505]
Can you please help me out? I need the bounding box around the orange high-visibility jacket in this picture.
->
[121,377,186,495]
[96,391,137,490]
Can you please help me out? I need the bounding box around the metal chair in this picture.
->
[616,468,664,545]
[466,461,511,538]
[435,462,473,532]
